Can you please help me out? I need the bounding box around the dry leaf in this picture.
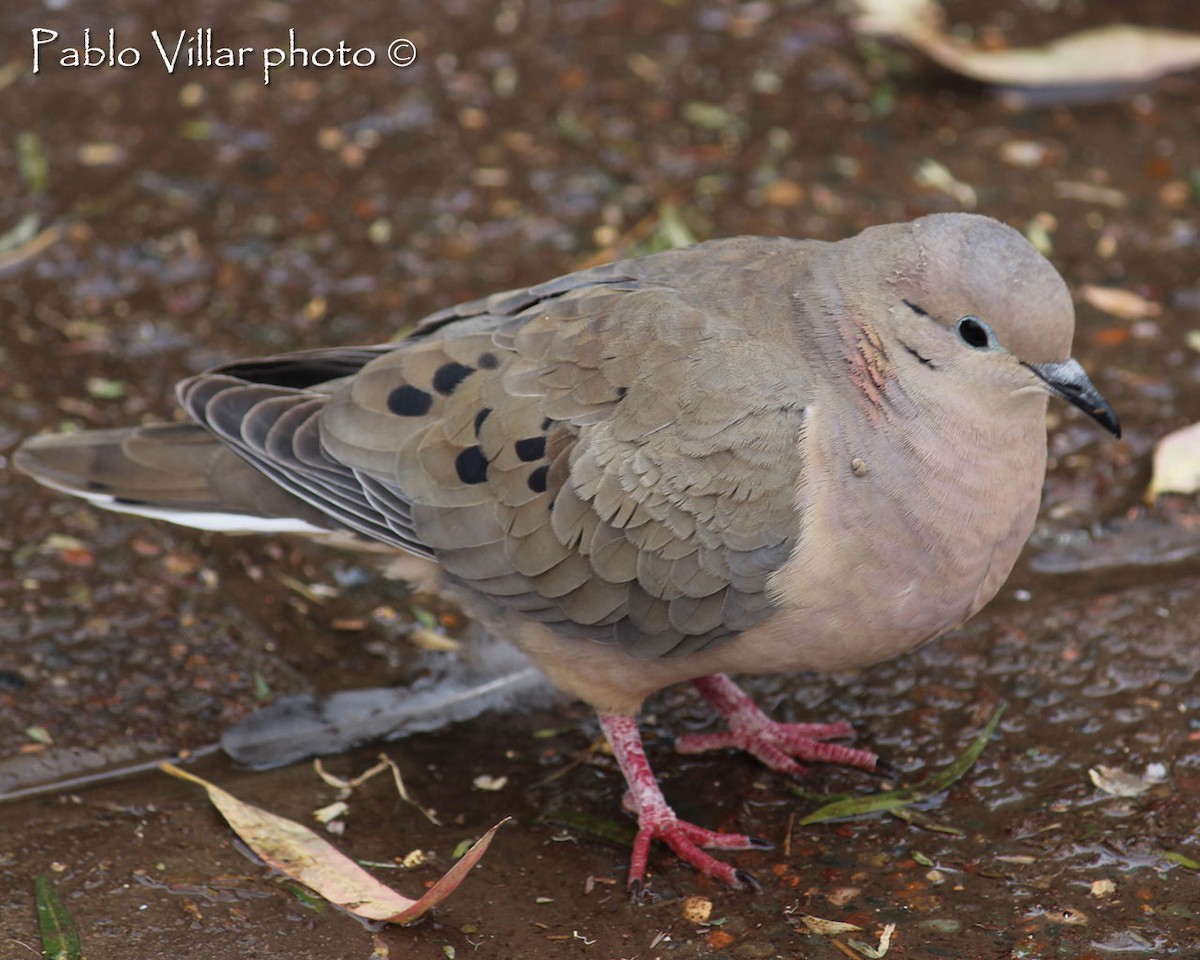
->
[410,627,460,651]
[913,159,976,208]
[160,763,505,924]
[763,179,806,207]
[853,0,1200,89]
[848,923,897,958]
[314,754,441,825]
[1088,764,1152,797]
[313,800,349,825]
[1079,284,1162,320]
[826,886,862,907]
[0,214,61,276]
[1090,879,1117,897]
[798,914,864,935]
[1055,182,1128,208]
[77,142,127,166]
[1148,421,1200,502]
[999,140,1048,168]
[1024,213,1055,255]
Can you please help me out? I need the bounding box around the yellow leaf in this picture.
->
[854,0,1200,89]
[160,763,505,924]
[798,914,864,935]
[1148,421,1200,502]
[1079,284,1162,321]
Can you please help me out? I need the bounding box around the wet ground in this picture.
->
[2,0,1200,957]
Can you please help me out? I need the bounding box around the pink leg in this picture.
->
[598,712,769,894]
[675,673,879,777]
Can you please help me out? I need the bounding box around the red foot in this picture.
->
[598,713,768,892]
[674,674,879,777]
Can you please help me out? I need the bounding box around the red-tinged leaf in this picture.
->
[160,762,506,924]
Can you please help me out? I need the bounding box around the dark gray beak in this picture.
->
[1024,359,1121,438]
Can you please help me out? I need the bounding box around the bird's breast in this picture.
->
[753,403,1047,673]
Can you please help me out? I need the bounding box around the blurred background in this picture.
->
[1,1,1199,957]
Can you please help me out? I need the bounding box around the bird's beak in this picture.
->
[1024,358,1121,438]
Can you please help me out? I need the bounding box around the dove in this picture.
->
[15,213,1119,894]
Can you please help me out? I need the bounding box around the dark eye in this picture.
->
[957,316,992,349]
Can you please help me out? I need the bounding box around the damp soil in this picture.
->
[2,1,1200,957]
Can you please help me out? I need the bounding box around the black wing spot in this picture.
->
[474,407,492,437]
[540,417,552,431]
[902,299,929,317]
[433,361,475,396]
[514,436,546,462]
[387,384,433,416]
[527,464,549,493]
[616,386,628,400]
[477,352,499,370]
[455,445,489,484]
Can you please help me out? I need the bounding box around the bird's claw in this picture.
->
[600,711,769,895]
[674,720,880,777]
[682,675,880,777]
[625,812,768,893]
[734,869,762,893]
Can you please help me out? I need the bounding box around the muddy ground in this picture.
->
[1,1,1199,958]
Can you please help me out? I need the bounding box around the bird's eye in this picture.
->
[956,316,993,349]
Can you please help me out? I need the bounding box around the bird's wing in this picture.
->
[185,241,815,658]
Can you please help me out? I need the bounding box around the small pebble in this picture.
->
[682,895,713,923]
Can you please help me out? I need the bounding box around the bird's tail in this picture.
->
[14,423,331,534]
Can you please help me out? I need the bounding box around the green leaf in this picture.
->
[1163,850,1200,871]
[531,726,573,739]
[252,672,272,701]
[35,875,83,960]
[285,883,325,912]
[538,810,638,847]
[648,203,697,252]
[410,605,438,631]
[17,132,49,196]
[682,100,739,132]
[85,377,126,400]
[0,212,41,254]
[889,806,966,836]
[800,704,1006,825]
